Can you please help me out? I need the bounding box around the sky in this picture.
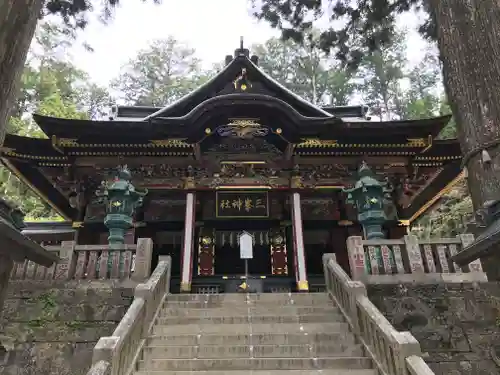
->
[70,0,428,88]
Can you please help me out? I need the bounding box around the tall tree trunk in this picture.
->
[428,0,500,214]
[0,0,43,147]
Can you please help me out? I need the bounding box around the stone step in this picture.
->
[142,343,364,359]
[159,306,339,317]
[152,322,350,335]
[165,293,330,303]
[163,300,333,309]
[155,313,343,325]
[135,369,378,375]
[163,294,332,308]
[147,332,356,346]
[137,357,373,371]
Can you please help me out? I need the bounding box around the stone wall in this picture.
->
[368,282,500,375]
[0,280,135,375]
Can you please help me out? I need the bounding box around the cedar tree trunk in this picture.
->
[428,0,500,214]
[0,0,44,147]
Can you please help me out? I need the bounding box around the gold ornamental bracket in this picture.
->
[51,135,78,154]
[72,221,84,228]
[407,135,433,152]
[149,139,192,148]
[297,138,338,148]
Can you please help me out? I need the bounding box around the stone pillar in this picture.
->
[54,240,76,280]
[291,192,308,291]
[404,235,425,273]
[180,192,196,292]
[458,233,484,273]
[346,236,366,280]
[133,238,153,280]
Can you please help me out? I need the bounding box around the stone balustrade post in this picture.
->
[159,255,172,293]
[458,233,484,273]
[54,240,76,280]
[133,238,153,281]
[346,280,367,336]
[92,337,119,375]
[403,235,425,273]
[346,236,366,280]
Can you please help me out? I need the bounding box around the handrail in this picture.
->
[406,356,435,375]
[85,360,111,375]
[91,256,172,375]
[323,253,435,375]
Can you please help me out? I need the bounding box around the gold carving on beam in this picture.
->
[150,139,191,147]
[216,119,268,139]
[297,138,338,147]
[290,175,303,189]
[398,220,410,226]
[338,220,354,226]
[72,221,84,228]
[59,138,79,147]
[183,177,196,190]
[406,137,433,149]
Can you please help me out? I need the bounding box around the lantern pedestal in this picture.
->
[104,213,133,245]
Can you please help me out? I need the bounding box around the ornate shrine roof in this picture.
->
[0,43,463,223]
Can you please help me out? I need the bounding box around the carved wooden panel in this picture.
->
[198,228,215,276]
[301,198,340,220]
[144,199,185,221]
[270,229,288,275]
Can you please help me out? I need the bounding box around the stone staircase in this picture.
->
[134,292,376,375]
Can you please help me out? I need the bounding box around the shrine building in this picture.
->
[1,44,463,293]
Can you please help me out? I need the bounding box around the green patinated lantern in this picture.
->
[96,165,147,246]
[343,162,392,240]
[343,162,393,274]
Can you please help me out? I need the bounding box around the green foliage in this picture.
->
[111,37,214,106]
[27,291,58,328]
[438,98,457,139]
[3,21,113,220]
[411,180,473,239]
[252,35,357,105]
[251,0,430,68]
[356,30,407,120]
[43,0,160,30]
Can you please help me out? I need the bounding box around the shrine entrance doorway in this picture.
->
[194,220,290,278]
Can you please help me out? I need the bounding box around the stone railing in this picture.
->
[9,238,153,281]
[85,360,110,375]
[89,256,171,375]
[346,234,487,284]
[9,245,61,280]
[323,253,434,375]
